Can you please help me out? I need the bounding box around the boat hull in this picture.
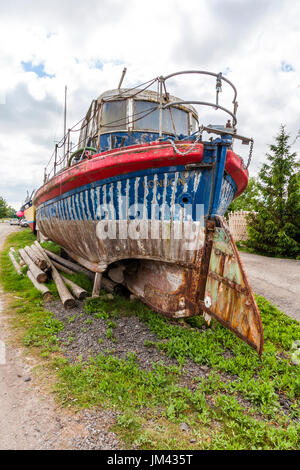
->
[24,201,36,232]
[34,141,263,353]
[34,141,244,271]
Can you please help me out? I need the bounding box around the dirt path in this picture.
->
[240,251,300,322]
[0,224,121,450]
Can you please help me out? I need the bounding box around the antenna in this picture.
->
[118,68,127,89]
[63,85,67,159]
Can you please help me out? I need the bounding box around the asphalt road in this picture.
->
[240,251,300,322]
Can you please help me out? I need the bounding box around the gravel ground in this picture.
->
[48,298,218,384]
[50,300,178,367]
[46,297,298,420]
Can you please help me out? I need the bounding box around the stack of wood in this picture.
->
[9,242,90,309]
[8,242,120,309]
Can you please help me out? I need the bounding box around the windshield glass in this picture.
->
[134,100,188,135]
[101,100,127,132]
[134,101,159,130]
[163,107,188,135]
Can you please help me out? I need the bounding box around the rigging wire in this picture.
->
[45,75,191,178]
[291,130,300,146]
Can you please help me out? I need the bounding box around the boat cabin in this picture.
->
[77,88,199,154]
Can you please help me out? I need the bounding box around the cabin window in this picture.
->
[163,107,188,135]
[134,100,188,135]
[101,100,127,132]
[134,100,159,130]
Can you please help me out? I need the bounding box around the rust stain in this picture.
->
[201,217,263,354]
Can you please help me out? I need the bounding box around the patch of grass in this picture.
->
[105,327,117,342]
[1,231,299,450]
[53,348,299,450]
[40,240,61,254]
[83,294,131,317]
[63,271,93,296]
[55,352,177,409]
[77,293,300,448]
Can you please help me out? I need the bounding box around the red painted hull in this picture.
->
[34,142,248,206]
[29,222,36,232]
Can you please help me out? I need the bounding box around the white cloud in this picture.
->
[0,0,300,209]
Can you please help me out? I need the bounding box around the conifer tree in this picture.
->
[226,176,259,214]
[246,125,300,258]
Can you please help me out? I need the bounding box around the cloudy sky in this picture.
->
[1,0,300,209]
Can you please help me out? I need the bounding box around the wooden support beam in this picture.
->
[61,275,88,300]
[27,270,53,302]
[19,248,47,283]
[30,244,52,270]
[108,264,125,283]
[51,260,75,275]
[8,249,22,275]
[33,242,76,309]
[32,241,50,262]
[24,245,50,271]
[42,248,94,280]
[101,277,118,293]
[92,272,102,298]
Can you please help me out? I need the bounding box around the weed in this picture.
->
[105,327,117,342]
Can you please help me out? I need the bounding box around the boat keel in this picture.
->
[200,216,264,354]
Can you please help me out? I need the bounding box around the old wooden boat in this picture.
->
[20,190,36,232]
[34,70,263,354]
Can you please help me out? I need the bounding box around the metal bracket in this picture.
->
[203,125,252,145]
[184,162,214,170]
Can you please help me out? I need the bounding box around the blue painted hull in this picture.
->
[37,166,236,222]
[36,164,236,265]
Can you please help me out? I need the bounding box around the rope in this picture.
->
[103,77,159,102]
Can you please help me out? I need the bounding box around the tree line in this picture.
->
[0,196,17,218]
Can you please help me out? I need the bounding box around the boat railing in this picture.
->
[158,70,238,137]
[43,70,240,182]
